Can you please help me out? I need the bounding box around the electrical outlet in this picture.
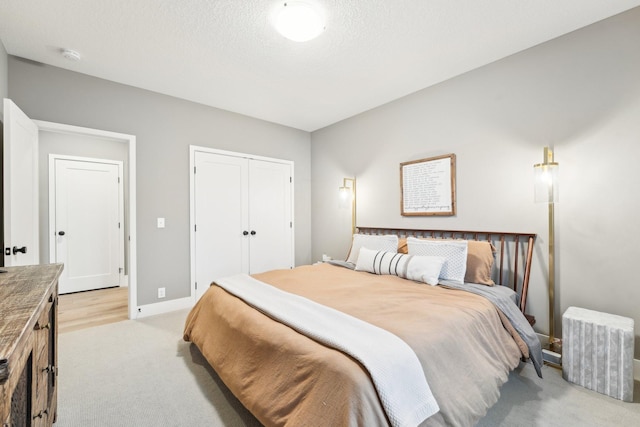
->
[158,287,166,298]
[157,217,165,228]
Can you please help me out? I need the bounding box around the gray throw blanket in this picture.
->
[439,279,544,378]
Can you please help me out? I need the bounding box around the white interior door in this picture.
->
[248,160,293,274]
[194,151,248,301]
[52,157,123,294]
[3,99,39,266]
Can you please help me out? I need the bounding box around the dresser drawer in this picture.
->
[33,295,54,356]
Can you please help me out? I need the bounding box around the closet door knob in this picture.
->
[250,230,256,236]
[243,231,249,236]
[58,231,66,236]
[12,246,27,255]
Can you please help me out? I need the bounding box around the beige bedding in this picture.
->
[184,263,525,427]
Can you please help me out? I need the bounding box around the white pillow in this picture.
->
[407,237,468,284]
[346,234,398,264]
[355,247,445,286]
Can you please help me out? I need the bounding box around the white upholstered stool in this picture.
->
[562,306,634,402]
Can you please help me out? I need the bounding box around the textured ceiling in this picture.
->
[1,0,639,131]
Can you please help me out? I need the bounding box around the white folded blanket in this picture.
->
[215,274,439,427]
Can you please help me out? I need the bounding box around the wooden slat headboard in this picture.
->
[355,227,536,322]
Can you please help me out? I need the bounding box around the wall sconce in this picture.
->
[534,146,561,364]
[339,177,356,235]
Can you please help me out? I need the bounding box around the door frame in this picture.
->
[189,145,295,302]
[48,155,125,291]
[35,120,138,320]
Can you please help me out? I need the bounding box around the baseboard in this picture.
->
[537,333,640,381]
[135,296,193,319]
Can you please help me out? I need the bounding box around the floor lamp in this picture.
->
[534,147,562,365]
[339,177,357,235]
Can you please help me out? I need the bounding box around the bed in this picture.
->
[184,227,542,427]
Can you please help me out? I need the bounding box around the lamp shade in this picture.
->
[534,163,559,203]
[338,185,351,208]
[339,177,356,234]
[534,147,559,204]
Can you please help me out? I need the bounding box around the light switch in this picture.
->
[157,217,165,228]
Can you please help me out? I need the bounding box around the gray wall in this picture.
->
[311,8,640,357]
[8,58,312,305]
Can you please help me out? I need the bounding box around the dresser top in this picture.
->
[0,264,64,363]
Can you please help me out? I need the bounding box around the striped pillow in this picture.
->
[355,247,445,286]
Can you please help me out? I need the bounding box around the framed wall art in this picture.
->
[400,153,456,216]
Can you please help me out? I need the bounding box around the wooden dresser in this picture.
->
[0,264,63,427]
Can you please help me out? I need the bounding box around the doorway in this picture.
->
[35,120,138,319]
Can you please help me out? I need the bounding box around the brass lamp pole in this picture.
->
[534,147,562,360]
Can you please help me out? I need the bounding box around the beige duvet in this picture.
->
[183,263,525,427]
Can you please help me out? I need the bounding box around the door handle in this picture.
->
[12,246,27,255]
[242,231,249,236]
[58,231,66,236]
[250,230,256,236]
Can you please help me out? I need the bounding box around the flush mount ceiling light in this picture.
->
[275,1,325,42]
[61,48,81,61]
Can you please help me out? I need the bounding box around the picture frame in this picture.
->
[400,153,456,216]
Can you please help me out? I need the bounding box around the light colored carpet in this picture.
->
[476,361,640,427]
[57,309,261,427]
[56,309,640,427]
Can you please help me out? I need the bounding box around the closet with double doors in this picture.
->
[190,147,294,301]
